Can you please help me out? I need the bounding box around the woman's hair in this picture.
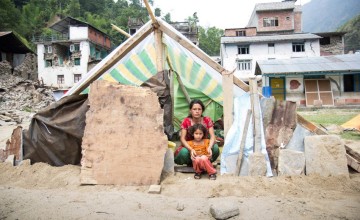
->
[188,99,205,117]
[189,123,207,137]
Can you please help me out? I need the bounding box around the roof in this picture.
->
[0,31,33,54]
[221,33,321,44]
[255,1,296,11]
[255,54,360,75]
[49,17,109,37]
[314,32,347,37]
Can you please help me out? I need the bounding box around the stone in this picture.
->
[162,148,174,176]
[148,185,161,194]
[5,155,15,166]
[248,152,267,176]
[304,135,348,177]
[210,202,240,220]
[278,149,305,176]
[19,159,31,166]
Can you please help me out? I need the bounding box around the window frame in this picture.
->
[237,59,252,71]
[263,17,279,27]
[236,30,246,36]
[57,75,65,85]
[74,74,82,83]
[292,42,305,52]
[237,45,250,54]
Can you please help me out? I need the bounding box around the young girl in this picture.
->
[187,124,217,180]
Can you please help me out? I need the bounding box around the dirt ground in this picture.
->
[1,119,360,219]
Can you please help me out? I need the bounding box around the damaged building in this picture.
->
[33,17,112,92]
[0,31,37,80]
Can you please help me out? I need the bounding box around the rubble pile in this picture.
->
[13,53,37,80]
[0,61,12,75]
[0,74,55,125]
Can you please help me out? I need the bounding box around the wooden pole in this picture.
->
[235,109,252,176]
[143,0,159,28]
[111,24,131,38]
[154,28,164,72]
[222,70,234,139]
[249,77,262,153]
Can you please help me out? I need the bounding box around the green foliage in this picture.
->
[337,14,360,53]
[0,0,23,32]
[163,13,172,23]
[198,26,224,56]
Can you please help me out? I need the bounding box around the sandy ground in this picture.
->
[1,123,360,219]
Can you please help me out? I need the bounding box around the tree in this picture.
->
[65,0,80,18]
[198,26,224,56]
[0,0,23,32]
[154,8,161,17]
[163,12,171,23]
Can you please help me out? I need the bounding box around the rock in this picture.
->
[278,149,305,176]
[19,159,31,166]
[5,155,15,166]
[176,203,185,211]
[148,185,161,194]
[305,135,348,177]
[210,202,240,220]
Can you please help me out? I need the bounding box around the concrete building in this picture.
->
[33,17,111,90]
[256,54,360,106]
[221,0,322,82]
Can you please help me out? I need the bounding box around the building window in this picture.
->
[263,17,278,27]
[320,37,331,45]
[45,59,52,67]
[57,75,65,84]
[45,45,52,54]
[268,43,275,54]
[292,42,305,52]
[286,16,290,21]
[129,28,137,35]
[74,58,80,66]
[237,45,249,54]
[74,74,82,83]
[236,30,246,36]
[237,60,252,71]
[344,74,360,92]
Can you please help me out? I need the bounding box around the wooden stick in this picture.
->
[235,109,252,176]
[166,57,191,104]
[144,0,159,28]
[222,70,234,139]
[111,24,131,38]
[249,77,262,153]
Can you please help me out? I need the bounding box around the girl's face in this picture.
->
[193,129,204,141]
[190,103,203,119]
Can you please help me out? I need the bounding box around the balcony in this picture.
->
[32,33,69,44]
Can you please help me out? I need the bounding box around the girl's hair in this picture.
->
[189,123,207,137]
[188,99,205,117]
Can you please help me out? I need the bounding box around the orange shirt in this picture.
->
[187,139,210,157]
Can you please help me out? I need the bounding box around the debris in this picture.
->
[5,154,15,166]
[148,185,161,194]
[278,149,305,176]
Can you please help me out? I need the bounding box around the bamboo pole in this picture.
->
[235,109,252,176]
[111,24,131,38]
[144,0,159,28]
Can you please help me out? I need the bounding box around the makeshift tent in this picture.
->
[23,17,248,166]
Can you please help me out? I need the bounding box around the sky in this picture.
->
[152,0,312,29]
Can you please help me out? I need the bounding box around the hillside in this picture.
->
[302,0,360,33]
[338,14,360,53]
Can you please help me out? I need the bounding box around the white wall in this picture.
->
[37,41,90,89]
[221,39,320,81]
[69,26,88,40]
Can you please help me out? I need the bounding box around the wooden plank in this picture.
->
[222,71,234,138]
[157,18,249,92]
[144,0,159,28]
[235,109,252,176]
[70,22,154,95]
[346,153,360,172]
[297,114,327,135]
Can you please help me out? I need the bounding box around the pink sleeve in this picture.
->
[181,117,191,130]
[203,117,214,129]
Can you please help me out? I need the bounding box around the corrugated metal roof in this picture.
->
[255,1,295,11]
[256,54,360,75]
[221,33,321,44]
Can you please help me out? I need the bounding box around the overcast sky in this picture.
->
[152,0,312,29]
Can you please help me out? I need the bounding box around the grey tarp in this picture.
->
[23,94,89,166]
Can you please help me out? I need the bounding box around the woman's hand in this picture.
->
[207,147,213,159]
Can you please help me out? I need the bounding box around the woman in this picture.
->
[174,99,220,166]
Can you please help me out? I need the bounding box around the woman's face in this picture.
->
[190,103,203,119]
